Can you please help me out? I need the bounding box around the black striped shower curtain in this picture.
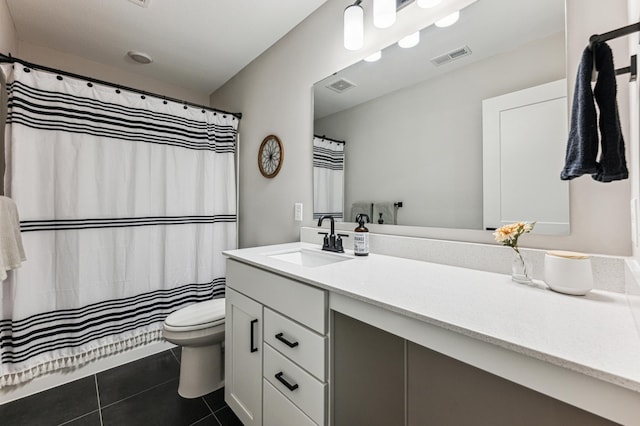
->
[0,64,238,386]
[313,136,344,220]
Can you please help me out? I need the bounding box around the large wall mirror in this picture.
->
[313,0,569,235]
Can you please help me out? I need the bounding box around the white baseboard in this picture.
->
[0,340,176,405]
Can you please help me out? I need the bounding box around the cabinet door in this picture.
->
[225,288,263,426]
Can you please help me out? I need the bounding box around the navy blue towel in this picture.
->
[560,42,628,182]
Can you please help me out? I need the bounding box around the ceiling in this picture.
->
[314,0,565,119]
[5,0,328,94]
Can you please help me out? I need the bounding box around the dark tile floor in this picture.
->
[0,348,243,426]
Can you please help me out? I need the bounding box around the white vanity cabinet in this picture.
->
[224,242,640,426]
[225,259,328,426]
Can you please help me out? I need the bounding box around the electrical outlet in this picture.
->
[294,203,303,221]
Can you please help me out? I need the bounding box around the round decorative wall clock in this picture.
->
[258,134,283,178]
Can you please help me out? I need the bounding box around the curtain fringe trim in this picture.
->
[0,328,164,388]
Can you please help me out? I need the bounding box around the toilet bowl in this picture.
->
[162,298,225,398]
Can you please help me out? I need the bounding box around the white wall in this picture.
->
[16,41,209,105]
[563,0,632,256]
[315,33,565,230]
[629,0,640,261]
[212,0,633,256]
[0,0,16,56]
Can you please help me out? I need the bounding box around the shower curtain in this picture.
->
[313,136,344,220]
[0,64,238,386]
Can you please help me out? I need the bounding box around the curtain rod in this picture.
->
[0,53,242,120]
[314,134,345,144]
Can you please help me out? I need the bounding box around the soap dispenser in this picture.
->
[354,214,370,256]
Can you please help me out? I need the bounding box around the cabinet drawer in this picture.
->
[264,344,326,426]
[263,379,317,426]
[264,308,326,381]
[227,259,327,333]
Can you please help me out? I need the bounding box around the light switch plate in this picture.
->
[294,203,303,221]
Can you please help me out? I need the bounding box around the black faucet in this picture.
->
[317,215,347,253]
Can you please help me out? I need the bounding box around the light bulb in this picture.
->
[417,0,442,8]
[398,31,420,49]
[373,0,396,29]
[364,51,382,62]
[344,4,364,50]
[435,10,460,27]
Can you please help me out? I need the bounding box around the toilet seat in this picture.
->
[164,299,225,332]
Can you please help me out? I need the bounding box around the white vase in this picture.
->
[511,250,532,284]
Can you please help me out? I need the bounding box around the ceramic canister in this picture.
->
[543,250,593,296]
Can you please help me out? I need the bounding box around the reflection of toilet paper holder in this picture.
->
[543,251,593,296]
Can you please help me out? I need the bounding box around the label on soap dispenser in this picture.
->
[354,232,369,256]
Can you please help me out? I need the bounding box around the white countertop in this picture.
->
[223,242,640,395]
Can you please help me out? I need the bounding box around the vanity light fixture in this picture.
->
[344,1,364,50]
[373,0,396,29]
[364,50,382,62]
[398,31,420,48]
[435,10,460,27]
[416,0,442,8]
[343,0,465,51]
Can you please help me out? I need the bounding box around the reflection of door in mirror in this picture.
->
[313,136,345,221]
[482,79,569,235]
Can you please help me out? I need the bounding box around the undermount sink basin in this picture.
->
[267,249,353,268]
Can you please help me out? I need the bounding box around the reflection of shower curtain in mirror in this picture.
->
[313,137,344,221]
[0,64,238,387]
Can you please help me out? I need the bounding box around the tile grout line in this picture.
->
[169,347,181,364]
[201,394,226,426]
[202,396,215,415]
[212,412,223,426]
[99,377,179,410]
[94,374,104,426]
[188,414,221,426]
[56,410,102,426]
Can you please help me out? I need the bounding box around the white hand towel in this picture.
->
[0,196,26,281]
[373,202,396,225]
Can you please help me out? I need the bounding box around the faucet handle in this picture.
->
[335,234,349,252]
[318,232,329,249]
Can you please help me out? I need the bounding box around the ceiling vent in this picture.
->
[326,78,356,94]
[431,45,472,66]
[128,0,151,7]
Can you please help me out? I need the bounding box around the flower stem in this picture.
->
[513,247,529,278]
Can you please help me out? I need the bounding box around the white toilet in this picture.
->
[162,298,226,398]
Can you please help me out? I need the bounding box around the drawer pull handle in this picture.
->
[275,372,299,391]
[250,319,258,353]
[275,332,299,348]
